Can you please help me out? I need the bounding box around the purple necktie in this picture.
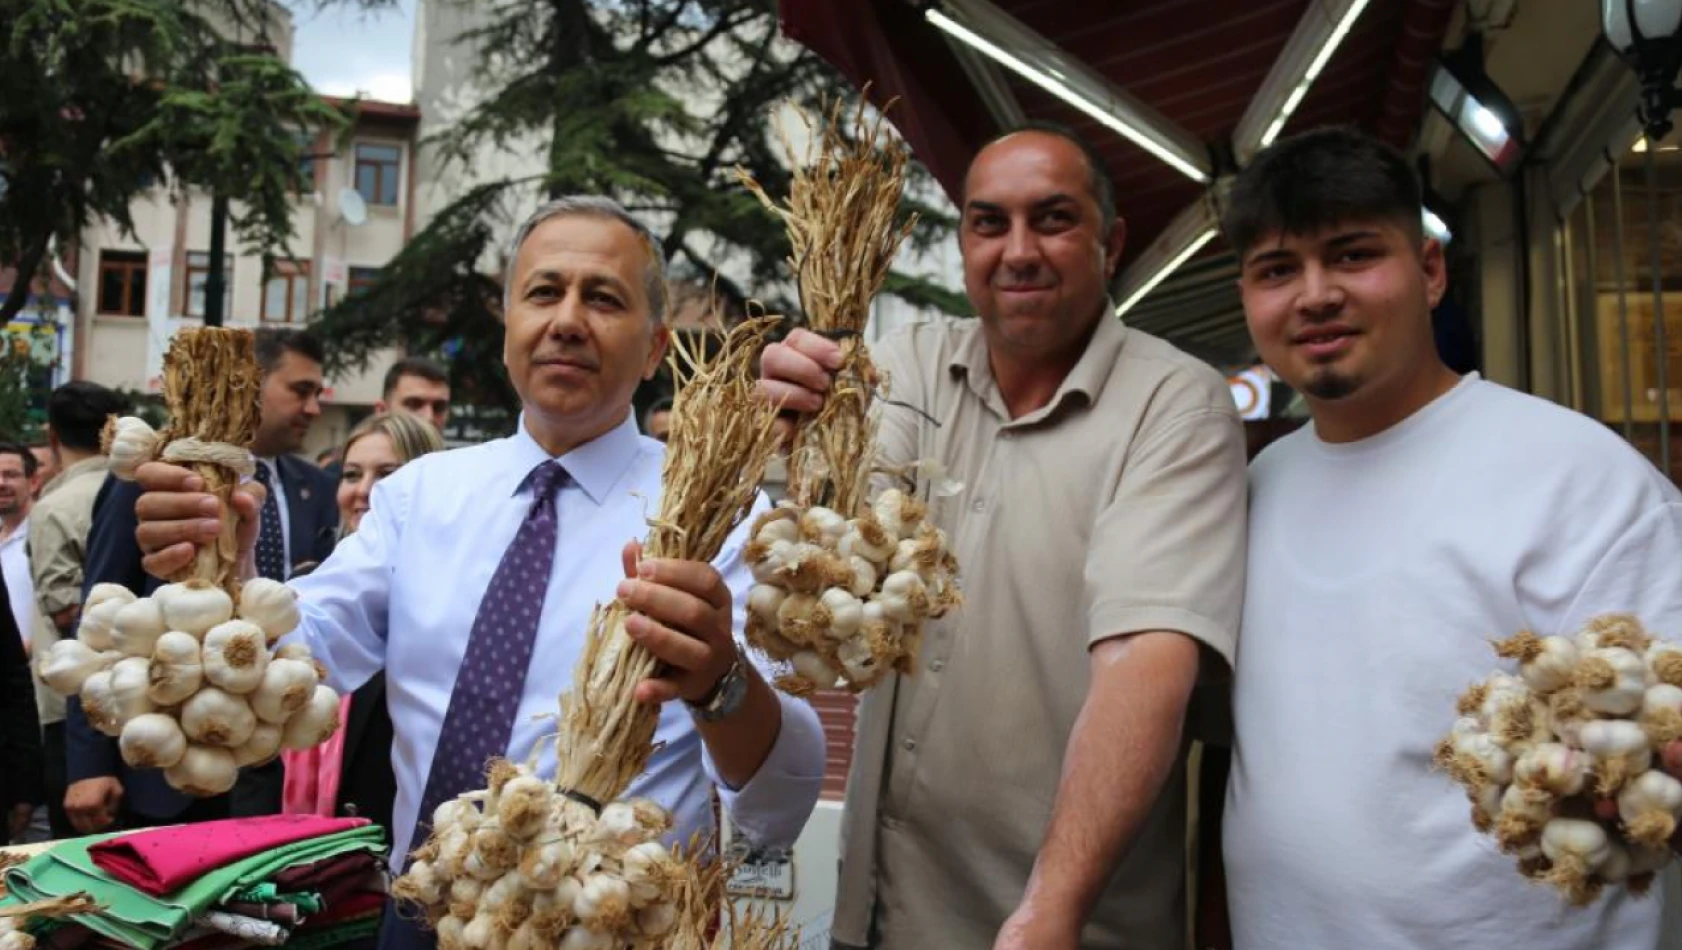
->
[410,460,566,852]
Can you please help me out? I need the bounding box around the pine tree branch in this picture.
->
[649,9,756,67]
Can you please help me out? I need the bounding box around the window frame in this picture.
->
[260,258,312,324]
[183,251,234,319]
[96,250,149,317]
[352,141,403,207]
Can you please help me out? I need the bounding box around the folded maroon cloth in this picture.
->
[296,891,387,930]
[88,814,369,897]
[270,850,381,892]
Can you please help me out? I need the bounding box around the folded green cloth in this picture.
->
[0,825,386,950]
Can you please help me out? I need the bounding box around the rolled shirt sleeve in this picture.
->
[1085,392,1248,668]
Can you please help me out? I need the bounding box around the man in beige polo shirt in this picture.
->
[28,381,129,839]
[760,123,1247,949]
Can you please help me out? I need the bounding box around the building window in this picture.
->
[354,143,402,206]
[295,130,320,191]
[97,251,148,316]
[184,252,234,319]
[262,259,311,323]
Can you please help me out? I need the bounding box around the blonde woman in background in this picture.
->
[280,412,445,836]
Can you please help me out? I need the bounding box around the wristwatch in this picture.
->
[687,657,750,722]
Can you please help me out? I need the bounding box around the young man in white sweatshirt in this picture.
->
[1220,126,1682,949]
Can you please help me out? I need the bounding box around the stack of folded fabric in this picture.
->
[0,815,387,949]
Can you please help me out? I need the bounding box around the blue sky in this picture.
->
[288,0,416,103]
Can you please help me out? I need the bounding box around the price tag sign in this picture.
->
[725,847,795,900]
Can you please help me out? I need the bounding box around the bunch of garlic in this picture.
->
[1438,614,1682,905]
[741,488,960,694]
[35,577,339,796]
[393,760,684,950]
[0,916,37,950]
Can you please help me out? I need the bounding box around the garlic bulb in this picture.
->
[847,555,878,598]
[80,669,123,736]
[557,928,612,950]
[249,657,319,724]
[517,838,574,891]
[147,631,204,705]
[799,506,848,543]
[878,570,929,623]
[818,588,864,639]
[791,650,840,689]
[155,580,234,637]
[280,683,341,750]
[201,619,269,694]
[837,636,881,685]
[1495,783,1555,852]
[745,584,786,622]
[754,513,799,547]
[233,721,284,768]
[1576,613,1651,653]
[1617,769,1682,848]
[109,656,157,724]
[236,578,300,643]
[107,416,162,480]
[634,901,677,938]
[1647,640,1682,688]
[494,775,551,839]
[181,687,256,748]
[839,517,895,563]
[111,597,168,657]
[618,840,675,903]
[571,873,631,929]
[872,489,925,540]
[1540,818,1612,905]
[119,712,188,769]
[1574,647,1647,716]
[1580,718,1654,795]
[164,745,238,797]
[85,582,137,613]
[1513,742,1588,796]
[36,639,105,695]
[434,798,484,835]
[1492,630,1578,694]
[76,597,125,652]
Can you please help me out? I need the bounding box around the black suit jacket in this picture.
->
[66,456,337,820]
[0,579,43,813]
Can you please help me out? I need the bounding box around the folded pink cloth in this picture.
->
[281,695,353,817]
[88,814,368,896]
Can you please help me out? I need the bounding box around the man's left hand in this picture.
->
[993,905,1080,950]
[616,541,737,705]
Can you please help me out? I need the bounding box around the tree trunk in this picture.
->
[0,235,53,326]
[204,194,229,327]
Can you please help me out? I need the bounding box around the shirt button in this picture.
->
[902,737,917,751]
[929,659,945,672]
[971,498,986,512]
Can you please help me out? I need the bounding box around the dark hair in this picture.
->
[254,326,326,374]
[1223,126,1423,259]
[382,356,448,399]
[972,121,1117,233]
[0,441,37,478]
[47,381,130,453]
[641,395,673,433]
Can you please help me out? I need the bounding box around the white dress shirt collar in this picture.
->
[509,412,644,505]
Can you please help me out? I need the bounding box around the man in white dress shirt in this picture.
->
[129,196,827,948]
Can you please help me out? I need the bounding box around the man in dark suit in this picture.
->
[0,576,42,842]
[63,327,338,833]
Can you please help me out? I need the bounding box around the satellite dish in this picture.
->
[337,187,368,227]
